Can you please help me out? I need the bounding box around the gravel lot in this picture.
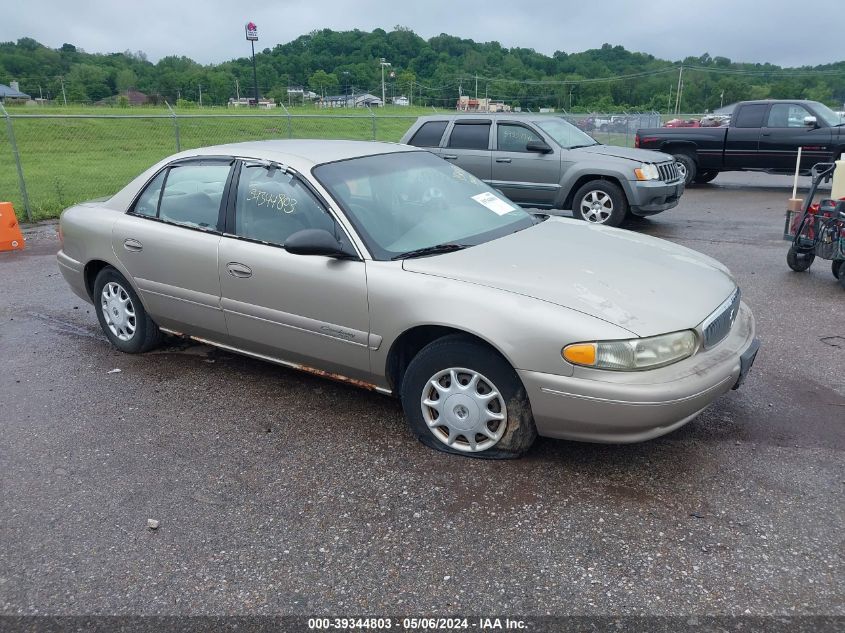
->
[0,172,843,622]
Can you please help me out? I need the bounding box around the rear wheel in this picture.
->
[93,267,162,353]
[834,260,845,280]
[786,247,815,272]
[400,335,537,459]
[673,153,697,186]
[571,180,628,227]
[694,170,719,184]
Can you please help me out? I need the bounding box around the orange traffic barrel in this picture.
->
[0,201,25,251]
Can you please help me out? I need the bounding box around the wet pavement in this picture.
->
[0,174,843,618]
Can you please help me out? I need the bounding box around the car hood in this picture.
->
[573,144,670,163]
[402,218,736,337]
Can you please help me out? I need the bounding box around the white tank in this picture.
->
[832,153,845,200]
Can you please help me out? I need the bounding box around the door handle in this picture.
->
[226,262,253,279]
[442,154,458,160]
[495,158,512,163]
[123,238,143,252]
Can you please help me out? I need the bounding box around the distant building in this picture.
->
[456,96,510,112]
[228,97,277,109]
[124,89,149,106]
[0,81,30,103]
[318,93,383,108]
[392,95,409,106]
[287,87,318,101]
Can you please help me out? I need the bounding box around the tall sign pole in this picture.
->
[245,22,259,106]
[379,59,391,108]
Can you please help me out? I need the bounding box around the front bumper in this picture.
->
[518,302,757,443]
[628,179,685,216]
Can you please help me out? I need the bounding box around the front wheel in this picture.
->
[786,247,815,272]
[571,180,628,227]
[694,170,719,184]
[400,336,537,459]
[93,267,162,353]
[673,153,697,186]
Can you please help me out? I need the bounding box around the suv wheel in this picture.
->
[571,180,628,227]
[674,153,697,186]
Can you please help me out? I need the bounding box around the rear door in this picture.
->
[441,120,492,182]
[111,158,233,340]
[217,161,371,381]
[492,121,560,208]
[759,103,834,171]
[724,104,768,169]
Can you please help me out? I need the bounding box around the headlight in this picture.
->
[634,163,660,181]
[562,330,697,371]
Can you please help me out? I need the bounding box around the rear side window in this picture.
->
[409,121,448,147]
[448,123,491,150]
[132,171,166,217]
[158,165,231,230]
[734,104,768,128]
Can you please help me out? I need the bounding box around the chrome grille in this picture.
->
[701,288,741,349]
[658,161,681,183]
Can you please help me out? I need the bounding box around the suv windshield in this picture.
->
[314,151,537,261]
[533,117,598,149]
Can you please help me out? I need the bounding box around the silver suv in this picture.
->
[400,114,684,227]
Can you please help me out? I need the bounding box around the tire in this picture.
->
[93,266,162,353]
[694,170,719,184]
[786,246,815,272]
[833,260,843,279]
[571,180,628,227]
[673,153,697,186]
[400,335,537,459]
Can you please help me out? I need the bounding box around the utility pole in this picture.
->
[569,86,574,110]
[475,74,478,99]
[235,78,240,101]
[380,58,390,108]
[60,76,67,106]
[198,84,202,107]
[720,90,725,109]
[667,84,673,115]
[674,66,684,115]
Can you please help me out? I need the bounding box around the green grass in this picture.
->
[0,104,633,221]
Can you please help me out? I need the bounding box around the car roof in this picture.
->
[170,139,419,171]
[411,113,566,122]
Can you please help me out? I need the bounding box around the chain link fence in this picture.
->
[1,106,662,222]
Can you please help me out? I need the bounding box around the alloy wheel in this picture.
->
[101,281,137,341]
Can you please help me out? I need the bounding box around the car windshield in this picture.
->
[533,117,598,149]
[314,151,538,261]
[808,101,843,126]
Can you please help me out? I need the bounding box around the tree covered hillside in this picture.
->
[2,28,844,111]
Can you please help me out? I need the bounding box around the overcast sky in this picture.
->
[3,0,843,68]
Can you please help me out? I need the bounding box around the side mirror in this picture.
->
[526,139,553,154]
[285,228,357,259]
[803,116,818,128]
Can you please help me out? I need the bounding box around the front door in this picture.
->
[759,103,834,171]
[441,120,492,182]
[724,103,768,170]
[492,122,561,208]
[218,162,371,381]
[111,159,232,340]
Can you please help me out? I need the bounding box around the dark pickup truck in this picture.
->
[636,100,845,185]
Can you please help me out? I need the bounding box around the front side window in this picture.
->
[497,124,543,152]
[767,104,812,128]
[234,164,335,246]
[448,123,491,150]
[314,151,538,261]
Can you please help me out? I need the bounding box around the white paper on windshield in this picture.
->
[471,192,517,216]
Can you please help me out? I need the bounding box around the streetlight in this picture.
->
[380,58,391,108]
